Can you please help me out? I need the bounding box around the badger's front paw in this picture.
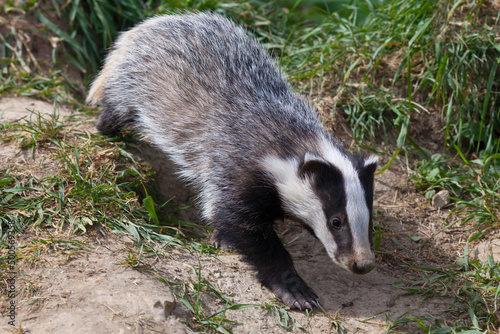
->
[210,230,233,249]
[268,271,320,310]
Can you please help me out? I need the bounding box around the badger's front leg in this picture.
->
[214,223,320,310]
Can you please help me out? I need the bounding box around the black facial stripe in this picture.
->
[329,211,353,261]
[312,163,354,257]
[357,158,377,247]
[313,163,345,217]
[359,170,374,212]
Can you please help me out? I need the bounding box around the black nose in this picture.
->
[352,259,375,274]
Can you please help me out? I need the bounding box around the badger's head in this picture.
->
[262,145,378,275]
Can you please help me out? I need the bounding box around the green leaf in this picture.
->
[0,178,13,187]
[127,224,140,242]
[408,236,421,242]
[426,168,440,181]
[143,195,159,226]
[408,18,432,48]
[2,187,42,193]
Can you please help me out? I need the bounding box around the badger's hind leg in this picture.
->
[96,107,120,135]
[214,213,320,310]
[96,100,137,136]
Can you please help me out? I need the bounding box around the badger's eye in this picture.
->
[330,218,342,229]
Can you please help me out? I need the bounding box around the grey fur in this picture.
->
[88,12,377,309]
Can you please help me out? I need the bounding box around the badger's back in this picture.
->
[88,13,330,194]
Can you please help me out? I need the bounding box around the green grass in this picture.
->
[0,109,210,247]
[158,261,261,333]
[396,255,500,333]
[412,153,500,235]
[1,0,500,332]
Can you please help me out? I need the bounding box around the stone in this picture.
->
[141,288,176,321]
[431,190,450,209]
[164,294,177,316]
[470,240,500,262]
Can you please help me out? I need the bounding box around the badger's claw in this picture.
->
[311,299,321,309]
[210,231,232,249]
[268,272,320,311]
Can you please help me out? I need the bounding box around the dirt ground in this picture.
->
[0,97,462,333]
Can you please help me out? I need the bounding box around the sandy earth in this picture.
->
[0,97,457,333]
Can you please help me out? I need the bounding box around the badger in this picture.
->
[87,12,378,310]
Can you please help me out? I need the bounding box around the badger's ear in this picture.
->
[298,152,329,179]
[363,155,378,175]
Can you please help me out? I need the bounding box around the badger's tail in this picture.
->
[85,44,124,106]
[86,71,107,106]
[86,46,123,135]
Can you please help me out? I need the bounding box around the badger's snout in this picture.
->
[351,257,376,275]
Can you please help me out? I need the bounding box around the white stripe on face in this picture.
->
[260,155,340,264]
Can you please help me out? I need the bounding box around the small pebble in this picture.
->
[431,190,450,209]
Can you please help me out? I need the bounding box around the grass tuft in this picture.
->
[0,107,209,249]
[157,260,260,333]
